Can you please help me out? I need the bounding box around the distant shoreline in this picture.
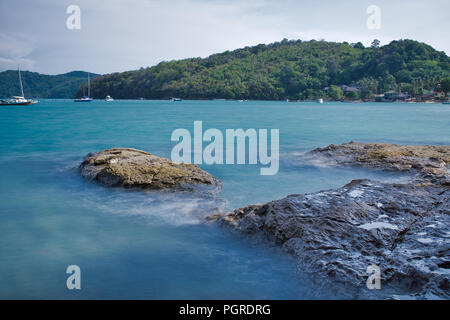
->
[29,98,449,104]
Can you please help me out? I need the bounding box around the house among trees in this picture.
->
[375,91,410,102]
[340,85,360,93]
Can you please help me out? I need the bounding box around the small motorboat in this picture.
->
[105,95,114,101]
[170,97,182,101]
[316,98,324,104]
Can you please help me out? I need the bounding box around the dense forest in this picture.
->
[80,39,450,100]
[0,71,99,99]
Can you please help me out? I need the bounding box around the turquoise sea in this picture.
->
[0,100,449,299]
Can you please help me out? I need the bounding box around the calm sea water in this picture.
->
[0,100,449,299]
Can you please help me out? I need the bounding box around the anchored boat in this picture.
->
[0,67,38,106]
[74,72,93,102]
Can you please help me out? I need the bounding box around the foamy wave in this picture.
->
[281,151,338,168]
[80,188,225,226]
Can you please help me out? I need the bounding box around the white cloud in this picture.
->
[0,57,36,71]
[0,33,37,70]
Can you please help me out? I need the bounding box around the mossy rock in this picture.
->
[79,148,221,192]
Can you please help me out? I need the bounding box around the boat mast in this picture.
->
[18,66,24,98]
[88,72,90,97]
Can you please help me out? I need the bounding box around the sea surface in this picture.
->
[0,99,449,299]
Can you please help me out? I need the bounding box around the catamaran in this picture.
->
[0,67,38,106]
[74,72,93,102]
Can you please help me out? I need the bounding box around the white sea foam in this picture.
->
[80,188,225,226]
[283,151,338,168]
[348,190,363,198]
[358,222,399,230]
[417,238,434,244]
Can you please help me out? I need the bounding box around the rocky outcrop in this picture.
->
[79,148,221,192]
[211,142,450,299]
[309,141,450,186]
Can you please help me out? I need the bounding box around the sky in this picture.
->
[1,0,449,75]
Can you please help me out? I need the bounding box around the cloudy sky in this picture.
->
[1,0,449,75]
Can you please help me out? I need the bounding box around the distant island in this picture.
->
[81,39,450,102]
[0,70,100,99]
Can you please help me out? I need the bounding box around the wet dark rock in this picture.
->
[211,142,450,299]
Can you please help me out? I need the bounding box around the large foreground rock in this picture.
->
[211,142,450,299]
[80,148,221,192]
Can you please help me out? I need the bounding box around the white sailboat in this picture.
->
[74,72,93,102]
[0,67,38,106]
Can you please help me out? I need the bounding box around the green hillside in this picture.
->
[82,39,450,100]
[0,70,100,99]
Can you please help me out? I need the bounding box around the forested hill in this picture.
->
[0,70,100,99]
[80,39,450,100]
